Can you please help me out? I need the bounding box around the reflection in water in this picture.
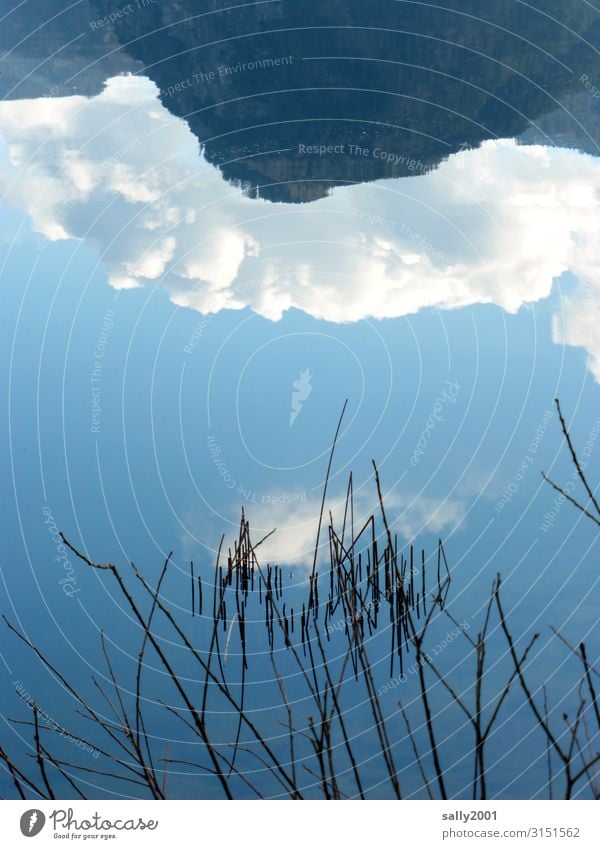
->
[1,1,599,200]
[1,4,600,803]
[0,74,599,374]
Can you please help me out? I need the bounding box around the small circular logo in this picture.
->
[20,810,45,837]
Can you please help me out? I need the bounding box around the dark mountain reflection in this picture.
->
[2,1,599,201]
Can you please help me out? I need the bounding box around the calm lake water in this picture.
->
[1,1,599,800]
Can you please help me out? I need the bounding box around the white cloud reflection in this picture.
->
[233,490,465,567]
[0,75,599,374]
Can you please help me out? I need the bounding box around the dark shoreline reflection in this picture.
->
[1,1,599,200]
[1,2,600,803]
